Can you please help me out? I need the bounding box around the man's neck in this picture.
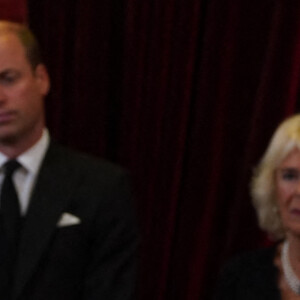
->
[0,128,45,158]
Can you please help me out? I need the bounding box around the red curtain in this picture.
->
[27,0,300,299]
[0,0,27,22]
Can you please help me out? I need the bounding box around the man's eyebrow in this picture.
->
[0,69,19,76]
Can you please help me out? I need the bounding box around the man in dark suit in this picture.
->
[0,20,138,300]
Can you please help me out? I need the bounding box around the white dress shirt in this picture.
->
[0,129,50,215]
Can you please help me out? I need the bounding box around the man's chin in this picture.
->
[0,131,19,145]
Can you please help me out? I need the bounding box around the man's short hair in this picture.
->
[0,20,42,69]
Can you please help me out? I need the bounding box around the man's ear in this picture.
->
[34,64,50,96]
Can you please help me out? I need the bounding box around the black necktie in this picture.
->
[1,160,21,247]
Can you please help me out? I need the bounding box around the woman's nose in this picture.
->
[295,179,300,194]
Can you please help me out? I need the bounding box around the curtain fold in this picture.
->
[27,0,300,299]
[0,0,27,22]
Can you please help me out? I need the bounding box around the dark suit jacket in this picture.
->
[11,142,138,300]
[214,246,280,300]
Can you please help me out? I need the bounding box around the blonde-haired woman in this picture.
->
[215,114,300,299]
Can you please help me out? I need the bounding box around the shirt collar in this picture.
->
[0,129,50,174]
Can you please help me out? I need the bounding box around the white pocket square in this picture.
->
[57,213,81,227]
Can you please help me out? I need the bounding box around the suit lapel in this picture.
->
[12,143,80,299]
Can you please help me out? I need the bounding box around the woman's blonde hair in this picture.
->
[251,114,300,240]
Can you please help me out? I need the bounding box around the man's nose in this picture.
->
[0,86,7,103]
